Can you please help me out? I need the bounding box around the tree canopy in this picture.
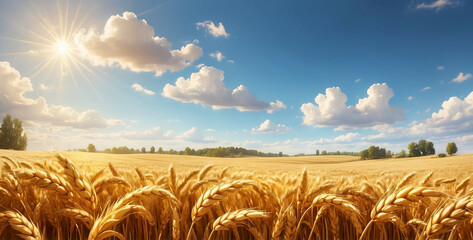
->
[408,140,435,157]
[0,114,27,150]
[87,144,96,152]
[360,146,391,160]
[446,142,458,155]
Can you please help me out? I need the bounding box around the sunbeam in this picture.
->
[0,0,100,88]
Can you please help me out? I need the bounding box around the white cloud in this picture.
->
[437,66,444,70]
[195,63,205,69]
[416,0,455,10]
[0,61,121,129]
[210,51,225,61]
[132,83,155,95]
[425,108,431,113]
[410,91,473,135]
[363,90,473,142]
[162,66,286,113]
[355,78,361,83]
[205,128,216,132]
[227,60,234,64]
[177,127,215,142]
[452,72,472,83]
[421,86,431,91]
[75,12,203,77]
[117,127,169,140]
[408,96,414,101]
[332,132,360,143]
[39,84,53,90]
[300,83,403,130]
[251,119,290,134]
[196,21,229,38]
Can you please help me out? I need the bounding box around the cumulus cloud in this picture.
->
[39,84,53,90]
[75,12,203,76]
[0,61,121,129]
[300,83,403,130]
[363,90,473,142]
[162,66,286,113]
[452,72,472,83]
[410,91,473,135]
[210,51,225,61]
[251,119,290,134]
[132,83,155,95]
[437,66,444,70]
[177,127,215,142]
[332,132,360,142]
[196,21,229,38]
[408,96,414,101]
[416,0,455,10]
[421,86,431,91]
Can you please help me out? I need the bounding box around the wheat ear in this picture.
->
[421,196,473,239]
[208,209,268,239]
[15,169,73,199]
[0,211,42,240]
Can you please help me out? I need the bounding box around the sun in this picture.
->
[0,0,102,86]
[56,41,70,55]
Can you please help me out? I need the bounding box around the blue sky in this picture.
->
[0,0,472,154]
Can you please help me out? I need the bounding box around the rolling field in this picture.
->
[0,150,472,239]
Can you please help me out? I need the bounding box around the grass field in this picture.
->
[0,150,472,239]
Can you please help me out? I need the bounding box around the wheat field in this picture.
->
[0,150,472,239]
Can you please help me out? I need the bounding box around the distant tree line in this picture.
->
[360,146,393,160]
[359,139,460,160]
[81,140,459,159]
[103,146,142,154]
[314,150,359,156]
[84,145,283,158]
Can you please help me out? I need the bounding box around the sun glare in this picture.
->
[0,0,103,87]
[56,41,69,55]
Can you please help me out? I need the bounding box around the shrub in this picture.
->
[438,153,447,158]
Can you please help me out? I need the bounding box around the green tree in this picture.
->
[238,152,243,157]
[157,147,163,154]
[446,142,458,155]
[399,149,406,158]
[409,140,435,157]
[278,152,283,157]
[418,140,427,156]
[87,144,96,152]
[315,149,319,155]
[150,146,155,153]
[360,150,369,160]
[0,114,27,150]
[321,150,327,155]
[184,147,192,155]
[425,141,435,155]
[408,142,421,157]
[141,147,146,153]
[368,146,379,159]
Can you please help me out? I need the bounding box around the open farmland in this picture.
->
[1,150,472,239]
